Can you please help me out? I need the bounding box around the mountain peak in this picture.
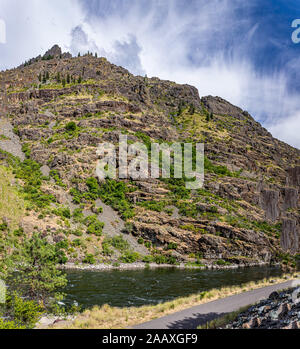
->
[43,44,62,58]
[43,44,72,60]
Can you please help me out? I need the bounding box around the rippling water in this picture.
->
[63,266,285,309]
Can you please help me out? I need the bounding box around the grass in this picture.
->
[51,273,297,329]
[0,165,25,229]
[198,285,296,329]
[198,305,250,329]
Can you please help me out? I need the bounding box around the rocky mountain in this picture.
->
[0,45,300,268]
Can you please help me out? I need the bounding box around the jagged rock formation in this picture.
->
[0,45,300,267]
[260,190,280,222]
[224,287,300,329]
[281,219,299,253]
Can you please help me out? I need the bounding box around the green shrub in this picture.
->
[204,157,234,177]
[0,221,8,231]
[153,254,178,265]
[110,235,129,251]
[72,208,84,223]
[102,241,114,256]
[56,239,69,250]
[6,293,43,328]
[144,241,152,249]
[120,251,140,263]
[13,228,24,237]
[11,158,56,208]
[50,170,66,188]
[163,178,191,200]
[138,238,144,245]
[65,122,77,132]
[86,221,104,236]
[0,318,25,329]
[138,200,167,212]
[214,259,231,266]
[83,254,96,264]
[89,178,135,219]
[53,207,71,219]
[166,242,178,250]
[70,178,135,220]
[84,215,104,236]
[71,228,83,237]
[22,143,31,158]
[142,255,154,263]
[153,254,168,264]
[10,234,67,303]
[123,222,134,234]
[72,239,82,247]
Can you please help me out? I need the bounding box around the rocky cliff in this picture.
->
[0,45,299,268]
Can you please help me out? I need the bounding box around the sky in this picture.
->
[1,0,300,148]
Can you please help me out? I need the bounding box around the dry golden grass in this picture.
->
[52,273,297,329]
[198,305,250,329]
[0,165,25,229]
[175,110,231,142]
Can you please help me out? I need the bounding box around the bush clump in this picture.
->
[65,122,77,133]
[83,254,96,264]
[120,251,140,263]
[71,178,135,220]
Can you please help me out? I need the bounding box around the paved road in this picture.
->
[132,280,294,329]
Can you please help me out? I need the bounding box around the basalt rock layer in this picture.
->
[0,45,300,267]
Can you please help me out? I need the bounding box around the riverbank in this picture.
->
[133,280,299,329]
[204,284,300,329]
[60,261,279,271]
[48,273,298,329]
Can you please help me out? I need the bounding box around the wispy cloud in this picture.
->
[1,0,300,148]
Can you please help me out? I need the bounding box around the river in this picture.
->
[63,266,285,309]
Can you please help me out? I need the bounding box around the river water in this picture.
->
[63,266,285,309]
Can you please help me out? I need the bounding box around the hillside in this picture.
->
[0,45,300,269]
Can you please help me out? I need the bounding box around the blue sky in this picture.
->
[1,0,300,147]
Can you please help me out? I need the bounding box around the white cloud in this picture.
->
[268,112,300,149]
[0,0,300,148]
[0,0,83,69]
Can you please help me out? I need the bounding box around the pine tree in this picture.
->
[188,104,195,114]
[56,72,61,83]
[206,112,214,122]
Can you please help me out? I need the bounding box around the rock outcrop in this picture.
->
[1,45,300,266]
[224,287,300,329]
[281,219,299,254]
